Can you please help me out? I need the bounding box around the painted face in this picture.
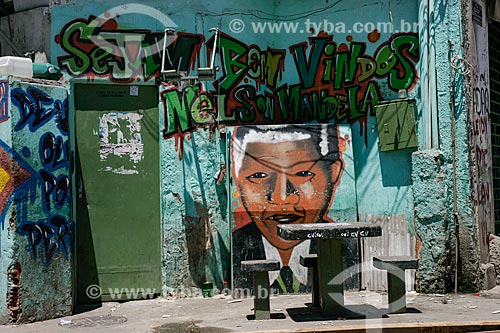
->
[237,139,341,250]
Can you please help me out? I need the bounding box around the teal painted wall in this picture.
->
[0,78,71,323]
[413,0,480,292]
[160,116,230,291]
[50,0,422,292]
[0,78,13,323]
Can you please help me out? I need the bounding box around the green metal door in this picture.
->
[75,84,161,303]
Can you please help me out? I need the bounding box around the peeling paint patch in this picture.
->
[98,166,139,175]
[98,112,144,174]
[7,262,21,323]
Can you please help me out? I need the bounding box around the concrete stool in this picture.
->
[373,256,418,313]
[241,259,280,320]
[300,254,319,307]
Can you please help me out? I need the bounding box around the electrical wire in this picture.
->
[199,0,349,22]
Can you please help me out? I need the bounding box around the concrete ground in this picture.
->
[5,288,500,332]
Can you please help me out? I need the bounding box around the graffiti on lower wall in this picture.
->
[0,83,71,266]
[470,0,494,260]
[231,123,347,292]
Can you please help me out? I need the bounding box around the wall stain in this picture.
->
[8,209,16,231]
[7,262,22,323]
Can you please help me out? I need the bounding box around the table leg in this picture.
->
[317,238,344,317]
[387,269,406,313]
[311,265,320,308]
[253,271,271,320]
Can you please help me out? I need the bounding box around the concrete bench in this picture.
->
[241,259,280,320]
[373,256,418,313]
[300,254,319,308]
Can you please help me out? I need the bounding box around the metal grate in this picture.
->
[489,21,500,233]
[361,214,415,291]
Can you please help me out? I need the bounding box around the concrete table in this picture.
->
[241,259,280,320]
[278,222,382,317]
[373,256,418,313]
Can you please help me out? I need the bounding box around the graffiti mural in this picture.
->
[52,6,418,291]
[55,15,419,130]
[55,16,203,82]
[231,124,346,292]
[0,141,36,226]
[160,32,419,141]
[0,83,71,266]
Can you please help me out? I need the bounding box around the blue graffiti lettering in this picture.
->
[40,170,70,213]
[17,214,70,265]
[40,132,69,171]
[11,86,66,133]
[0,81,9,123]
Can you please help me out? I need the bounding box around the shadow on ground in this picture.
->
[246,313,287,320]
[152,320,232,333]
[286,304,421,322]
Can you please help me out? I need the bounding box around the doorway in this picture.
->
[74,84,161,303]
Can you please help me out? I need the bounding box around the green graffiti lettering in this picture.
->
[357,57,377,82]
[164,34,203,72]
[218,37,249,90]
[247,47,261,79]
[324,43,336,56]
[346,85,362,119]
[141,41,162,79]
[375,44,397,76]
[256,94,265,114]
[334,43,364,89]
[155,32,420,135]
[321,93,338,120]
[290,37,330,89]
[265,94,275,121]
[191,94,214,125]
[255,93,275,121]
[360,81,381,116]
[336,95,348,121]
[163,87,196,136]
[57,17,202,81]
[301,93,313,120]
[264,49,285,88]
[233,86,256,122]
[244,47,284,88]
[214,94,236,122]
[89,46,114,74]
[310,91,324,121]
[323,59,334,82]
[58,21,92,76]
[99,32,146,80]
[389,34,420,90]
[276,84,301,122]
[322,43,336,82]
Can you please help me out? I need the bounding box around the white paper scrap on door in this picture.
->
[97,112,144,174]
